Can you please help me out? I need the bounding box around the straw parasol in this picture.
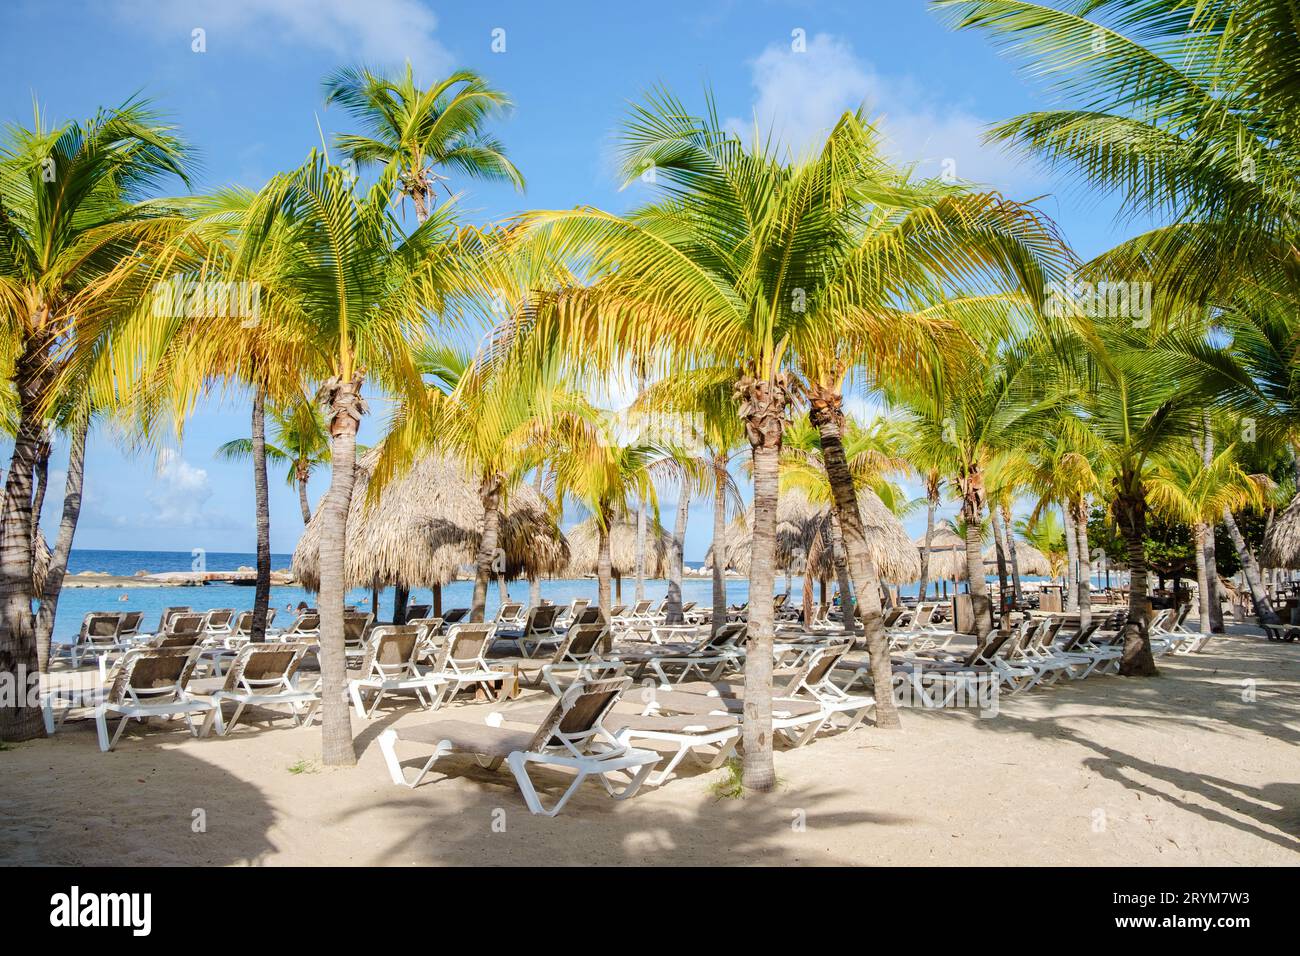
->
[703,487,822,575]
[983,540,1052,576]
[292,448,568,592]
[565,514,672,578]
[706,488,919,585]
[1263,493,1300,569]
[916,524,968,581]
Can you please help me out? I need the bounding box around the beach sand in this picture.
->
[2,628,1297,866]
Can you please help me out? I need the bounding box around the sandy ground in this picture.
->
[2,626,1297,866]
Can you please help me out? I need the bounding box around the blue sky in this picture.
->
[1,0,1136,560]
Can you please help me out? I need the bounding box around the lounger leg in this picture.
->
[348,682,368,719]
[94,706,110,752]
[508,755,612,817]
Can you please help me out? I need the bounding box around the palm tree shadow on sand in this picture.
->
[0,724,279,866]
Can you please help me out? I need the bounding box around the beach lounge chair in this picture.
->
[202,608,236,639]
[613,621,747,687]
[156,606,192,636]
[495,602,526,627]
[117,611,144,642]
[679,641,873,737]
[495,622,620,696]
[232,609,278,638]
[405,604,432,621]
[441,607,469,626]
[192,642,319,735]
[493,604,562,658]
[347,625,448,718]
[93,647,217,751]
[281,610,321,639]
[428,623,516,702]
[66,612,129,668]
[495,688,740,787]
[343,611,375,665]
[377,676,660,815]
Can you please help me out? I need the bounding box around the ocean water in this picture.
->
[53,549,1047,644]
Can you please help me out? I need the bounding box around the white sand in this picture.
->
[2,628,1297,866]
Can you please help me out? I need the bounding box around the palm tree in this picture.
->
[888,323,1062,641]
[1147,444,1270,635]
[377,334,576,624]
[1017,509,1068,580]
[0,99,188,740]
[218,396,333,524]
[324,61,523,223]
[150,154,469,765]
[516,94,1066,789]
[550,432,660,617]
[935,0,1300,316]
[635,371,746,631]
[1060,316,1210,675]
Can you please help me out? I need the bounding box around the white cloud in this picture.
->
[141,449,235,530]
[728,33,1043,192]
[111,0,452,72]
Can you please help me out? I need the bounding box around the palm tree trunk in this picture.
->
[957,468,992,642]
[711,456,728,634]
[251,389,272,642]
[470,474,502,623]
[1073,499,1092,630]
[1115,482,1158,676]
[296,463,312,524]
[1194,522,1211,634]
[1203,528,1224,632]
[1222,506,1278,623]
[35,415,88,673]
[529,577,541,608]
[317,373,364,766]
[918,487,936,602]
[809,390,900,728]
[1202,413,1224,632]
[989,504,1010,619]
[634,499,647,602]
[31,435,49,554]
[1002,502,1024,607]
[737,375,789,792]
[597,514,612,616]
[1062,505,1079,612]
[827,514,855,634]
[666,487,689,624]
[0,346,49,741]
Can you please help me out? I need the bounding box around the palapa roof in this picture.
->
[292,448,569,592]
[707,487,919,584]
[704,487,821,575]
[565,514,673,578]
[916,525,968,581]
[983,540,1052,576]
[1263,493,1300,569]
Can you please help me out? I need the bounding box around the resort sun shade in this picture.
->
[565,514,672,578]
[982,541,1053,576]
[915,525,968,581]
[292,447,569,592]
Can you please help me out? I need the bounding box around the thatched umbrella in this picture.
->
[567,515,670,574]
[983,541,1052,576]
[916,525,968,582]
[292,448,569,610]
[806,490,919,585]
[704,487,822,575]
[1263,494,1300,568]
